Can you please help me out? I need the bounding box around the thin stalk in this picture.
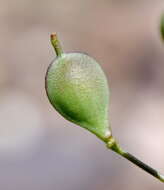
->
[50,33,63,56]
[106,136,164,182]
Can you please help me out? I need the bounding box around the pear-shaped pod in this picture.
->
[45,53,111,141]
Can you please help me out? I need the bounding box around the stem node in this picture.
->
[106,138,164,182]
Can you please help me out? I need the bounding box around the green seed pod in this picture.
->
[45,34,164,183]
[45,34,111,142]
[160,13,164,41]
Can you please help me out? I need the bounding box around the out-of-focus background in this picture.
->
[0,0,164,189]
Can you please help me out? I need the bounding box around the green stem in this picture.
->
[106,136,164,182]
[50,33,63,56]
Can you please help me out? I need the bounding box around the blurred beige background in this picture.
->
[0,0,164,189]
